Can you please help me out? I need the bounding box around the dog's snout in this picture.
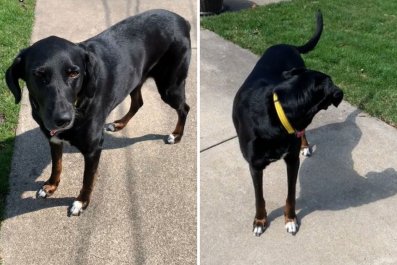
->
[332,88,344,107]
[54,112,72,128]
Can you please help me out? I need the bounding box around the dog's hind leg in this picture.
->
[300,133,312,157]
[169,104,190,144]
[249,165,268,236]
[37,142,63,198]
[159,80,190,144]
[104,85,144,132]
[152,48,191,144]
[284,154,300,234]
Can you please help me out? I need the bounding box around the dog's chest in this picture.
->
[268,152,288,162]
[252,137,293,162]
[264,148,289,162]
[50,135,71,145]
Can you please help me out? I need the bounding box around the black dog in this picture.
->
[232,11,343,236]
[6,9,191,216]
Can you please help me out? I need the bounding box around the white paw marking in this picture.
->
[167,134,175,144]
[37,188,47,198]
[253,226,265,236]
[301,147,311,157]
[285,221,298,234]
[69,201,83,216]
[105,123,116,132]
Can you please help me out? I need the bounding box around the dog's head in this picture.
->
[5,36,98,136]
[275,67,343,130]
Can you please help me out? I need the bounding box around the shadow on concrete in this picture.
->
[267,110,397,226]
[200,0,256,15]
[1,126,156,264]
[100,0,139,27]
[223,0,257,12]
[1,127,165,220]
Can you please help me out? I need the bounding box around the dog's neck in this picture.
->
[273,93,304,138]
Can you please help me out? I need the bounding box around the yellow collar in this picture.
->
[273,93,295,134]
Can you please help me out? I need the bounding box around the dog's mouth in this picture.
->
[49,123,73,136]
[50,129,60,136]
[47,114,75,137]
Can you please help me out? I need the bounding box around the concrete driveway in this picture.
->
[200,29,397,265]
[0,1,197,264]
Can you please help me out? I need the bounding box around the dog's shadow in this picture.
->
[268,110,397,226]
[2,127,166,220]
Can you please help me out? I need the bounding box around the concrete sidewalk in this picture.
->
[0,1,196,264]
[222,0,287,11]
[200,29,397,265]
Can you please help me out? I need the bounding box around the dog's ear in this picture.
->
[84,50,98,98]
[79,45,98,98]
[282,68,306,79]
[5,50,26,104]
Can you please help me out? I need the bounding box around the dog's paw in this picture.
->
[104,123,116,132]
[68,201,84,216]
[285,219,299,234]
[253,225,265,237]
[253,218,267,237]
[301,146,312,157]
[36,188,48,198]
[167,134,182,144]
[36,184,58,198]
[167,134,176,144]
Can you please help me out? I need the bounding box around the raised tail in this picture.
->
[296,10,323,54]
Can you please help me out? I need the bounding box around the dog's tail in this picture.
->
[296,10,323,54]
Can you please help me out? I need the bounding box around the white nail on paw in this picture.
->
[70,201,83,216]
[37,188,47,198]
[285,221,298,234]
[104,123,116,132]
[167,134,175,144]
[253,226,264,236]
[301,147,311,157]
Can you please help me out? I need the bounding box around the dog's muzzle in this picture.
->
[332,88,343,107]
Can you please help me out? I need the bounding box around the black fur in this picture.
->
[5,9,191,215]
[232,11,343,235]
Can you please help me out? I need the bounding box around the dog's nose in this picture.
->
[54,113,72,128]
[332,88,344,107]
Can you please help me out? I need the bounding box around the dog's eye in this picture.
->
[32,68,48,84]
[67,69,80,79]
[33,68,45,77]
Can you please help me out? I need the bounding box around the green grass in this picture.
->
[202,0,397,126]
[0,0,35,220]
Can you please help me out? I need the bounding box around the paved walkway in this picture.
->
[200,28,397,265]
[222,0,288,11]
[0,1,196,264]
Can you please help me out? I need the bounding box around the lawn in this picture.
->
[201,0,397,126]
[0,0,35,219]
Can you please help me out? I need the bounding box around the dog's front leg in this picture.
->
[69,148,101,216]
[249,165,267,236]
[284,154,300,234]
[37,142,63,198]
